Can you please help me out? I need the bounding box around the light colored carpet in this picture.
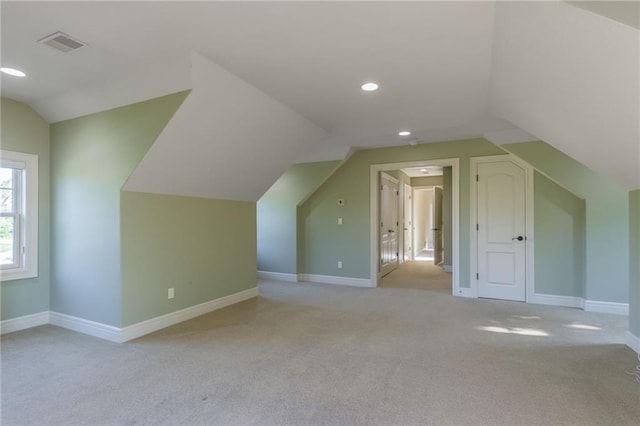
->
[380,260,452,291]
[2,279,639,425]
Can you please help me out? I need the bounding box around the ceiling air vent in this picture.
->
[38,31,86,53]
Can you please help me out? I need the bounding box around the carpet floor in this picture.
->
[2,279,639,425]
[380,260,452,291]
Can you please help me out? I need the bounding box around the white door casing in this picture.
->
[370,159,460,292]
[380,172,399,276]
[471,155,534,302]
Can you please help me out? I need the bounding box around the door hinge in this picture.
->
[476,273,479,280]
[396,221,399,226]
[476,223,479,231]
[476,174,479,182]
[396,252,399,258]
[381,222,383,228]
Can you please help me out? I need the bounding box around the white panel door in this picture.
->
[403,183,412,262]
[433,187,443,265]
[477,161,526,301]
[380,173,399,276]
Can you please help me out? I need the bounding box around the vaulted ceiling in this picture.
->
[2,1,638,197]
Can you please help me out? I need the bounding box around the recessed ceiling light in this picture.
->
[420,168,428,173]
[1,67,26,77]
[398,131,411,136]
[361,82,379,92]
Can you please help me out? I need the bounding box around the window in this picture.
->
[0,150,38,281]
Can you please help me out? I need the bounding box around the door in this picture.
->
[476,161,526,301]
[403,183,412,262]
[433,187,443,265]
[380,173,399,276]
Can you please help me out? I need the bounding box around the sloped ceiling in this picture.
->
[1,1,638,194]
[123,53,327,202]
[490,1,639,189]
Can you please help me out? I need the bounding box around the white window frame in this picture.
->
[0,150,38,281]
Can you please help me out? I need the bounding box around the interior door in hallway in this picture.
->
[433,186,443,265]
[380,173,399,276]
[403,183,412,262]
[476,160,526,301]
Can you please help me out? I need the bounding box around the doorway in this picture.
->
[370,159,460,293]
[412,185,445,265]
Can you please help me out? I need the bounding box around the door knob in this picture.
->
[388,230,395,233]
[512,236,524,241]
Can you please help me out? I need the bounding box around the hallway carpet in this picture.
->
[2,279,639,425]
[380,260,452,291]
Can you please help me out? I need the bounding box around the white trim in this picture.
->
[0,311,49,335]
[23,288,260,343]
[257,271,298,282]
[469,154,535,302]
[370,158,460,295]
[298,273,373,288]
[528,293,584,309]
[584,300,629,316]
[456,287,476,298]
[49,312,122,343]
[120,287,258,342]
[626,331,640,355]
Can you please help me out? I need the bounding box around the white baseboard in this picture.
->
[0,311,49,335]
[455,287,476,298]
[584,300,629,316]
[49,311,122,343]
[529,293,584,309]
[626,331,640,355]
[257,270,298,282]
[442,264,453,273]
[298,273,373,288]
[120,287,258,342]
[6,288,259,343]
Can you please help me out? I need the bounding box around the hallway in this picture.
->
[380,260,452,292]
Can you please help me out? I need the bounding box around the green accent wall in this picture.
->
[1,98,51,320]
[50,92,188,326]
[121,191,256,326]
[411,176,443,187]
[533,172,585,297]
[630,190,640,337]
[504,141,629,303]
[257,161,340,275]
[298,138,505,283]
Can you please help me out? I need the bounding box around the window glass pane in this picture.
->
[0,216,15,265]
[0,167,13,189]
[1,189,13,213]
[0,167,15,213]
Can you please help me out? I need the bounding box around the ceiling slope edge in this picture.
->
[489,1,640,191]
[123,51,328,202]
[33,52,192,124]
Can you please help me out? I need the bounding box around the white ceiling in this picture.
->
[1,1,638,193]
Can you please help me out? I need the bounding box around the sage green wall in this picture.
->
[298,138,504,283]
[411,176,443,187]
[1,98,50,320]
[630,190,640,337]
[50,92,188,326]
[504,141,629,303]
[533,172,585,297]
[121,191,256,326]
[257,161,340,274]
[442,167,453,266]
